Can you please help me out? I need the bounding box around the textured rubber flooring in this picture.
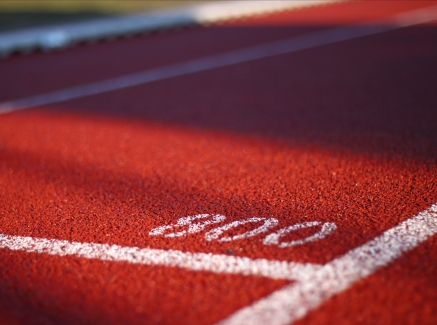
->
[1,1,437,324]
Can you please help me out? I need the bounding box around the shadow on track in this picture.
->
[28,24,437,162]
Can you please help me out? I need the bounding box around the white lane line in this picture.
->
[0,233,320,281]
[1,4,437,115]
[217,202,437,325]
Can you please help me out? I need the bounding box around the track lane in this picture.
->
[1,0,436,102]
[4,3,437,114]
[1,1,437,324]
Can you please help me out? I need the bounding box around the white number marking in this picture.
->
[148,214,225,237]
[263,221,337,248]
[205,217,279,242]
[150,215,337,247]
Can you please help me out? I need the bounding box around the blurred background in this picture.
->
[0,0,206,32]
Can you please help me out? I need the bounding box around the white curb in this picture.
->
[0,0,338,57]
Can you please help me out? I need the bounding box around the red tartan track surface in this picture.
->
[1,1,437,324]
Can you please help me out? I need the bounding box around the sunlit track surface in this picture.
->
[1,1,437,324]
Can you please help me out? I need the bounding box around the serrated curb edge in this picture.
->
[0,0,343,58]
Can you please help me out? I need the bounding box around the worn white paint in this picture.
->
[2,4,437,114]
[217,203,437,325]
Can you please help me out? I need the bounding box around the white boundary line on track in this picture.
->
[1,204,437,324]
[0,233,320,281]
[0,0,337,56]
[217,202,437,325]
[1,4,437,115]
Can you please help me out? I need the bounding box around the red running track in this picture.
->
[1,1,437,324]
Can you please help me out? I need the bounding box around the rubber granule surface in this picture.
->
[0,1,437,324]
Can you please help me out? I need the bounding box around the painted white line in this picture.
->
[217,202,437,325]
[0,233,320,281]
[1,4,437,115]
[0,0,336,56]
